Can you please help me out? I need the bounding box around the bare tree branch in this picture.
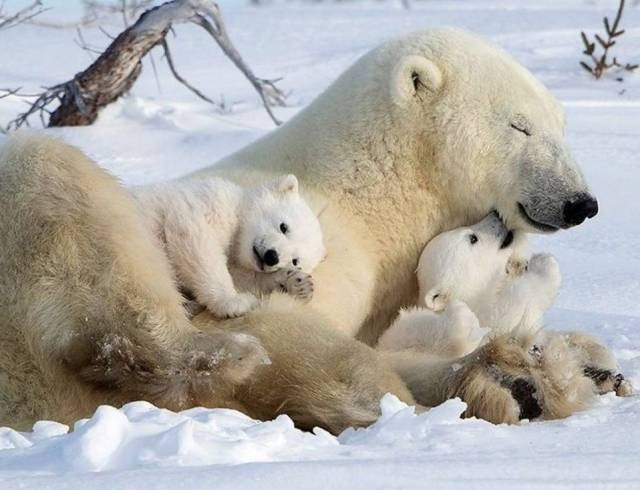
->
[4,0,287,130]
[82,0,154,26]
[0,87,22,99]
[75,27,103,58]
[190,9,285,124]
[0,0,46,31]
[161,38,217,106]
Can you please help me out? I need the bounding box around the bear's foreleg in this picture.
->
[489,253,562,334]
[163,213,259,318]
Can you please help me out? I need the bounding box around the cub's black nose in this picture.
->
[563,195,598,226]
[263,249,279,267]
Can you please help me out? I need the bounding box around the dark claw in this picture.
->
[584,366,613,383]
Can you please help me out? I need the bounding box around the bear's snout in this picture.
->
[263,249,280,267]
[562,195,598,227]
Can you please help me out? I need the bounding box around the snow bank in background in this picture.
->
[0,395,468,474]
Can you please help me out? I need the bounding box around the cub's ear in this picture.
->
[275,174,299,195]
[424,288,449,312]
[390,55,443,106]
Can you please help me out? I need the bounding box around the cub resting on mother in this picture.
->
[0,27,603,432]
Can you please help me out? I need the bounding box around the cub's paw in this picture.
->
[528,253,560,278]
[506,257,529,276]
[279,269,314,302]
[212,293,259,318]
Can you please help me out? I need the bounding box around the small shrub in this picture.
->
[580,0,638,80]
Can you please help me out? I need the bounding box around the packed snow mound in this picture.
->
[1,393,640,488]
[0,395,469,474]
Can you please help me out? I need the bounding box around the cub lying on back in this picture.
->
[132,174,326,318]
[379,212,631,398]
[378,212,550,356]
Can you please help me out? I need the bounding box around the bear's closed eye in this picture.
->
[510,123,531,137]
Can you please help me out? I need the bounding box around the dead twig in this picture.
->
[82,0,154,26]
[580,0,638,79]
[0,0,47,31]
[162,38,216,106]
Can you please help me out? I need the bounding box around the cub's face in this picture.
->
[418,213,515,310]
[236,175,326,274]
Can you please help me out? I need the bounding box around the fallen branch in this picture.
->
[161,38,216,105]
[580,0,638,79]
[5,0,286,130]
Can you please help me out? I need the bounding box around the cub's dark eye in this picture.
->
[510,123,531,137]
[292,258,299,266]
[469,234,478,244]
[279,223,289,234]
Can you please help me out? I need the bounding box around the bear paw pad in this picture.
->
[280,269,314,302]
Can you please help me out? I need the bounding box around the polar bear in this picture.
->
[379,213,631,400]
[0,28,605,431]
[415,213,560,336]
[378,213,559,358]
[132,174,324,318]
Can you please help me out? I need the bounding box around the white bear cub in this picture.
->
[133,174,326,318]
[378,212,560,357]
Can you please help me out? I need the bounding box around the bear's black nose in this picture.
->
[263,249,279,267]
[563,195,598,226]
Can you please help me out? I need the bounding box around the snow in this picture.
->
[1,0,640,487]
[1,395,640,488]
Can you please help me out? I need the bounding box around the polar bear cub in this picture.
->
[378,212,632,397]
[132,174,326,318]
[417,212,560,335]
[378,212,560,357]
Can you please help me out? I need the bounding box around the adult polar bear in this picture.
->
[0,28,598,432]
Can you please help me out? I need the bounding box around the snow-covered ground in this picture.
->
[0,0,639,488]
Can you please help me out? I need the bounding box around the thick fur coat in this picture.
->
[0,28,605,431]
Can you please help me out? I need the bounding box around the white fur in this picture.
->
[416,213,560,335]
[377,300,487,358]
[203,28,594,344]
[132,175,326,318]
[0,28,606,429]
[381,213,560,356]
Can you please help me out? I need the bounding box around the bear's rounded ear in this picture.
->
[390,55,443,107]
[424,289,449,312]
[276,174,299,194]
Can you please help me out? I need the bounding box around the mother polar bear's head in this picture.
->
[385,27,597,232]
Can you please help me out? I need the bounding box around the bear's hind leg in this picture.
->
[194,295,416,434]
[0,135,268,421]
[388,332,596,423]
